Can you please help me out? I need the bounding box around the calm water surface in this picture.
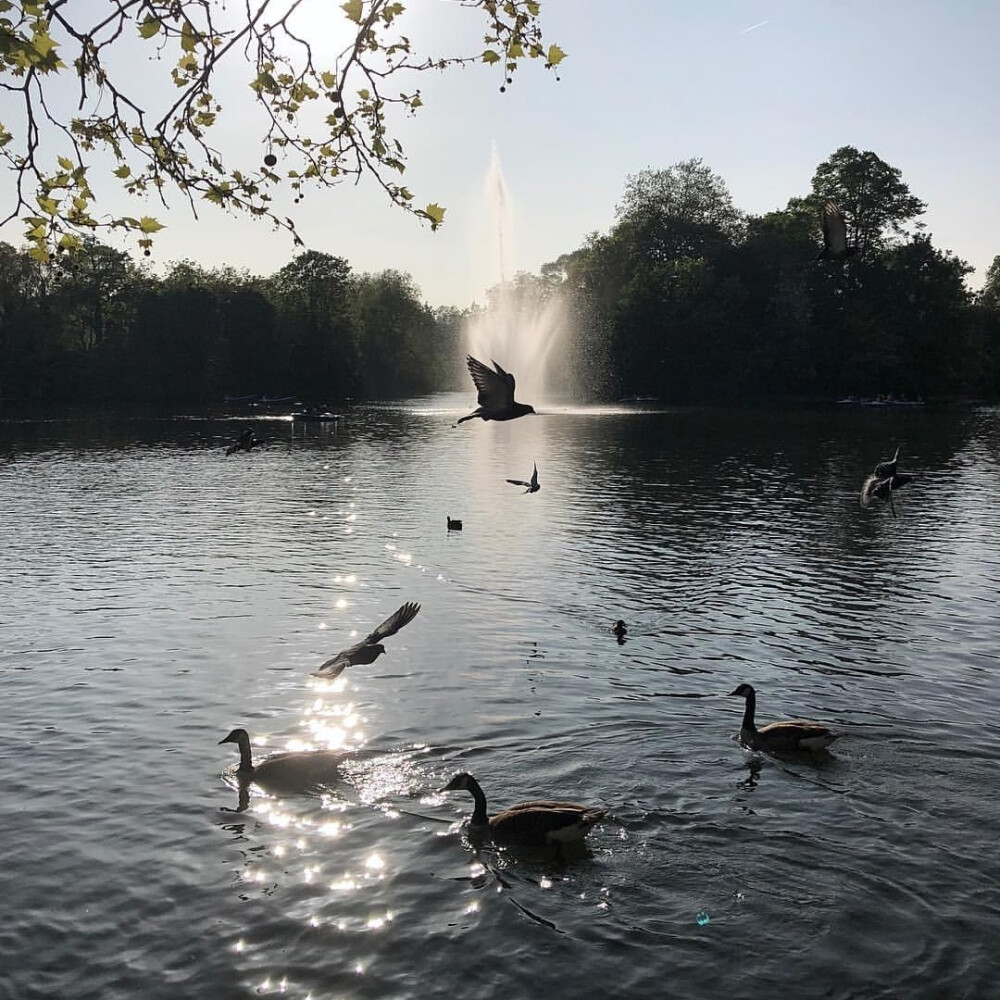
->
[2,398,999,1000]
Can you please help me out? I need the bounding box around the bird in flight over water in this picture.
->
[816,201,856,261]
[457,356,536,424]
[312,602,421,678]
[507,462,540,493]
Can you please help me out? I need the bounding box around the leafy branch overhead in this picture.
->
[0,0,564,261]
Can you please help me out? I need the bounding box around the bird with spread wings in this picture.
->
[506,462,540,493]
[312,602,421,678]
[817,201,856,261]
[457,356,536,424]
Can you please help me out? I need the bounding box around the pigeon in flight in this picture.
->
[506,462,540,494]
[873,445,900,480]
[312,602,421,678]
[457,356,536,424]
[816,201,856,261]
[226,426,262,456]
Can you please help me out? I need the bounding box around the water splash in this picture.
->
[464,146,565,405]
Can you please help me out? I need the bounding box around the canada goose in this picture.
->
[226,426,262,456]
[729,683,839,753]
[457,356,536,424]
[816,201,856,262]
[440,772,607,847]
[218,728,345,790]
[611,619,628,643]
[447,517,463,531]
[506,462,540,493]
[312,601,421,678]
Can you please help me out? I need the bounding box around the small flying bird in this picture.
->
[873,445,901,480]
[312,601,421,679]
[861,471,915,518]
[226,426,262,456]
[440,772,607,850]
[729,683,840,754]
[457,355,536,424]
[816,201,856,262]
[447,516,463,531]
[506,462,540,493]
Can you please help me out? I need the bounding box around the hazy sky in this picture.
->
[4,0,999,306]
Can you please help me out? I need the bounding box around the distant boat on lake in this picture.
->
[836,395,925,407]
[618,394,661,404]
[292,409,341,424]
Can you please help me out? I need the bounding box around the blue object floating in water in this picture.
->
[696,910,710,926]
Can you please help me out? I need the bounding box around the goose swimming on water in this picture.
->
[729,683,839,753]
[218,728,346,790]
[440,772,607,848]
[312,601,421,678]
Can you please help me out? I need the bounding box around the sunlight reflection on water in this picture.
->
[2,402,1000,999]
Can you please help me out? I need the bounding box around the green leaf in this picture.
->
[31,30,56,58]
[482,49,501,65]
[181,21,197,53]
[57,155,74,170]
[36,196,59,215]
[113,164,132,178]
[139,17,162,39]
[341,0,363,24]
[138,216,165,233]
[321,71,337,89]
[423,203,445,228]
[546,44,566,66]
[58,233,82,251]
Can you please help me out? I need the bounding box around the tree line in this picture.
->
[0,244,464,405]
[3,144,1000,407]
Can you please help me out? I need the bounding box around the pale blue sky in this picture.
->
[3,1,999,306]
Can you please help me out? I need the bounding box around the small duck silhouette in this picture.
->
[447,516,463,531]
[507,462,540,494]
[611,619,628,644]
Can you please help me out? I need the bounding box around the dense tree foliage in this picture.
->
[3,144,1000,407]
[552,146,997,402]
[0,244,460,404]
[0,0,563,260]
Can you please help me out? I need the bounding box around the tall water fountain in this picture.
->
[464,147,566,405]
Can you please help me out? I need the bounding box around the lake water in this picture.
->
[2,397,999,1000]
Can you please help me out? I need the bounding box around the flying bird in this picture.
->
[861,471,914,517]
[457,356,535,424]
[873,445,901,480]
[226,426,262,456]
[312,601,421,678]
[506,462,540,493]
[816,201,856,261]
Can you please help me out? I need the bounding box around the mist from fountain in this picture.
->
[464,147,567,406]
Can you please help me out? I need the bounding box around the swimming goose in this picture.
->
[218,728,346,790]
[816,201,856,261]
[729,683,839,753]
[506,462,540,494]
[312,601,421,678]
[440,772,607,847]
[457,356,536,425]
